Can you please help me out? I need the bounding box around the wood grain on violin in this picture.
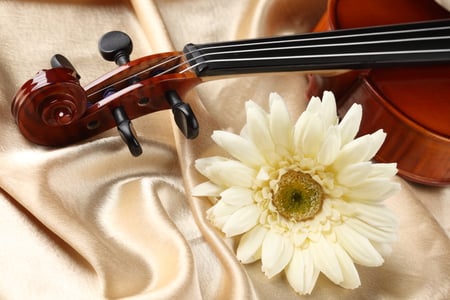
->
[11,0,450,185]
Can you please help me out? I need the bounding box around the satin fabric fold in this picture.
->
[0,1,448,299]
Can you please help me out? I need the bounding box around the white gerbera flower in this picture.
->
[193,91,400,295]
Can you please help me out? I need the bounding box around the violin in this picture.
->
[11,0,450,185]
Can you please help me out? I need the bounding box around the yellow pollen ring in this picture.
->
[272,170,324,222]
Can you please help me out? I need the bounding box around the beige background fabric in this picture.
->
[0,0,449,299]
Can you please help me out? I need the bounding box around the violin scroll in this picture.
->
[12,66,87,145]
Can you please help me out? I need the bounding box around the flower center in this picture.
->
[272,170,324,222]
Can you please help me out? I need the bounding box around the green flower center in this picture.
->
[272,170,324,222]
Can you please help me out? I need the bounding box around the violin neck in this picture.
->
[183,19,450,77]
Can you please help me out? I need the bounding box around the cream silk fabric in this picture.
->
[0,1,449,299]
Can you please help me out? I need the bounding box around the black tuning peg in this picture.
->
[112,106,142,157]
[165,91,199,139]
[50,54,81,79]
[98,31,133,66]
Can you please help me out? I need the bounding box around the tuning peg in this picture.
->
[112,106,142,157]
[50,54,81,79]
[165,91,199,139]
[98,31,133,66]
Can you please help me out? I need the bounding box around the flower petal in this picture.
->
[332,135,372,170]
[220,186,254,207]
[371,242,393,257]
[305,96,322,113]
[369,163,398,178]
[337,162,372,187]
[207,201,238,219]
[317,125,341,165]
[310,235,343,284]
[269,92,292,151]
[222,204,260,237]
[191,181,224,197]
[245,100,276,159]
[352,202,398,229]
[237,225,268,263]
[338,103,362,146]
[285,248,319,295]
[334,223,384,266]
[330,242,361,289]
[364,129,387,161]
[207,201,239,228]
[345,178,401,202]
[195,156,256,188]
[211,130,265,167]
[320,91,338,127]
[261,231,294,278]
[346,217,397,244]
[294,111,325,157]
[293,110,312,152]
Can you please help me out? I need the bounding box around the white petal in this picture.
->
[337,162,372,186]
[306,96,322,113]
[269,93,292,150]
[195,157,256,188]
[369,163,398,178]
[222,205,260,237]
[285,248,319,295]
[317,126,341,165]
[220,186,254,207]
[237,225,268,263]
[295,112,325,157]
[256,167,271,181]
[310,235,343,284]
[320,91,338,127]
[346,218,397,244]
[332,135,372,170]
[293,111,313,152]
[245,100,276,158]
[207,202,239,228]
[352,202,398,229]
[338,103,362,146]
[371,242,393,257]
[191,181,223,197]
[261,231,294,278]
[330,243,361,289]
[345,178,400,202]
[364,129,387,161]
[211,130,265,167]
[207,201,238,219]
[334,224,384,266]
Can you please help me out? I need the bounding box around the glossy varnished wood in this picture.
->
[309,0,450,185]
[12,52,201,146]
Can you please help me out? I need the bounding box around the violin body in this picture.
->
[308,0,450,186]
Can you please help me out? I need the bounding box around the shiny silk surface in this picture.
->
[0,0,449,299]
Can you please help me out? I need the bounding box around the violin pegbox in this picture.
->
[97,31,199,149]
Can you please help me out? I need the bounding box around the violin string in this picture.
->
[160,23,450,75]
[184,23,450,54]
[167,35,450,75]
[181,48,450,74]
